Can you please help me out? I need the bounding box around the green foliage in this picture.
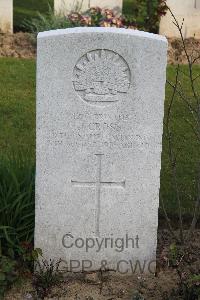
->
[179,273,200,300]
[13,0,54,31]
[0,247,42,298]
[14,0,167,34]
[168,243,178,267]
[186,275,200,299]
[131,290,145,300]
[21,246,42,265]
[13,0,146,32]
[33,259,62,299]
[0,255,17,299]
[13,0,168,34]
[123,0,168,32]
[24,6,136,35]
[19,243,42,271]
[0,154,35,257]
[23,5,73,33]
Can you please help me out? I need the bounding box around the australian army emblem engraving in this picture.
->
[73,49,131,105]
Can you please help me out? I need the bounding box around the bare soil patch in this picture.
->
[168,38,200,64]
[5,271,179,300]
[5,230,200,300]
[0,32,36,59]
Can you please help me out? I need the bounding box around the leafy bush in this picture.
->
[178,273,200,300]
[0,256,17,299]
[0,153,35,258]
[124,0,168,33]
[23,5,73,33]
[24,6,137,35]
[131,290,145,300]
[185,275,200,299]
[14,0,54,32]
[24,2,168,35]
[19,242,42,271]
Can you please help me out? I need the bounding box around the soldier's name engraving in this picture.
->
[47,111,137,148]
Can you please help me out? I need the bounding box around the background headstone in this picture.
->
[0,0,13,33]
[160,0,200,38]
[54,0,123,15]
[35,27,167,274]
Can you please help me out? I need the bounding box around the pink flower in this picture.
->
[82,16,91,25]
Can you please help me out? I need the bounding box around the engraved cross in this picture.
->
[71,154,125,236]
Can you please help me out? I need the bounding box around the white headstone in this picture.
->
[54,0,123,15]
[0,0,13,33]
[35,27,167,274]
[160,0,200,38]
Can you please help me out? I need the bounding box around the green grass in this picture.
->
[0,59,35,157]
[161,65,200,216]
[0,58,35,255]
[0,154,35,255]
[0,58,199,218]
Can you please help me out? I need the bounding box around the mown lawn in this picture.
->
[0,58,199,217]
[162,66,200,216]
[0,58,36,157]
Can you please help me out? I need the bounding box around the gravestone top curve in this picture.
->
[38,27,167,42]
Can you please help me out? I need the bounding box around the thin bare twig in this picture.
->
[165,65,184,243]
[160,195,180,243]
[165,7,200,243]
[168,7,200,107]
[187,163,200,239]
[192,74,200,82]
[167,80,198,125]
[183,117,200,142]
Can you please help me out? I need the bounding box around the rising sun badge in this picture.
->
[73,49,131,105]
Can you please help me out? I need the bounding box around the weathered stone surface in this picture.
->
[35,27,167,274]
[160,0,200,38]
[54,0,123,15]
[0,0,13,33]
